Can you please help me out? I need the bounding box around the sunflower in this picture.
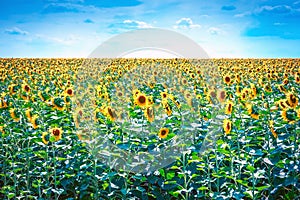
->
[181,78,188,85]
[225,101,234,115]
[42,132,49,145]
[132,89,140,98]
[278,99,288,110]
[223,74,231,85]
[264,84,272,93]
[162,100,172,116]
[184,91,193,107]
[282,78,289,85]
[65,87,74,97]
[9,84,18,95]
[30,115,39,129]
[135,93,148,108]
[217,89,226,103]
[223,119,232,134]
[104,106,117,121]
[9,108,20,122]
[158,127,169,139]
[277,84,286,93]
[144,106,155,122]
[22,83,30,93]
[269,120,278,138]
[206,89,216,104]
[281,109,297,123]
[295,75,300,84]
[169,94,181,109]
[51,97,65,111]
[0,125,6,135]
[50,128,63,142]
[286,92,298,109]
[25,108,32,121]
[245,103,259,119]
[160,91,168,100]
[235,86,242,96]
[250,83,257,98]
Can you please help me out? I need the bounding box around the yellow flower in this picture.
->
[64,87,74,97]
[217,89,226,103]
[269,120,278,138]
[158,128,169,139]
[160,91,168,100]
[25,108,32,121]
[162,100,172,116]
[225,101,234,115]
[22,83,30,93]
[286,92,298,109]
[30,115,39,129]
[104,106,117,121]
[169,94,181,109]
[134,93,148,108]
[9,108,20,122]
[223,74,231,85]
[144,106,155,123]
[50,128,63,142]
[42,132,49,145]
[223,119,232,134]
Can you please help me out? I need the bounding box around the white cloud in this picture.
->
[4,27,29,36]
[234,11,251,18]
[123,20,153,28]
[173,18,201,30]
[207,27,224,35]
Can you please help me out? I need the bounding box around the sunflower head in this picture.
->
[223,75,231,85]
[65,88,74,97]
[144,106,155,123]
[42,132,49,145]
[225,100,234,115]
[217,89,226,103]
[281,108,297,123]
[135,93,148,108]
[158,128,169,139]
[22,83,30,93]
[50,128,63,142]
[223,119,232,134]
[160,91,168,100]
[286,92,298,109]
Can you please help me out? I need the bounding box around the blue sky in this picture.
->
[1,0,300,58]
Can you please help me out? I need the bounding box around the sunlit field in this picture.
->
[0,58,299,199]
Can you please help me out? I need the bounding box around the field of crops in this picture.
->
[0,58,299,200]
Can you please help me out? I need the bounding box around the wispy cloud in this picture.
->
[4,27,28,35]
[207,27,224,35]
[123,20,153,28]
[257,5,292,15]
[173,18,201,30]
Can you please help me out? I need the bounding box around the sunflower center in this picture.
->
[108,108,114,117]
[138,96,146,104]
[226,123,230,130]
[53,129,60,136]
[161,130,166,136]
[225,77,230,83]
[220,91,226,99]
[228,104,232,111]
[25,85,30,92]
[290,96,296,104]
[67,89,73,95]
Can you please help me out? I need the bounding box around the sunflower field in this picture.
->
[0,58,299,200]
